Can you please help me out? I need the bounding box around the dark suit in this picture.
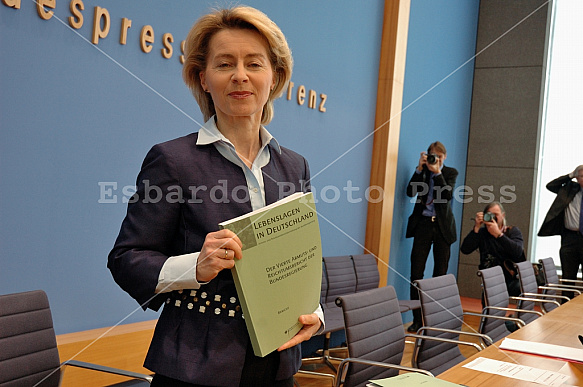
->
[108,133,309,386]
[460,226,525,296]
[406,165,458,323]
[406,165,458,244]
[538,174,583,282]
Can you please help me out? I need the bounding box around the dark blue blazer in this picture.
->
[538,174,581,237]
[108,132,310,386]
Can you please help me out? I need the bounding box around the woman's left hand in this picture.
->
[277,313,322,351]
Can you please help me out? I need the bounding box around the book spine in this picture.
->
[229,255,266,356]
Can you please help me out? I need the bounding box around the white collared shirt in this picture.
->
[196,116,281,211]
[156,116,279,292]
[564,188,583,231]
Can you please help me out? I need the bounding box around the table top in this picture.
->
[437,294,583,386]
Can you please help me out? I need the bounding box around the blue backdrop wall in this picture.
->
[0,0,383,334]
[389,0,480,323]
[0,0,479,335]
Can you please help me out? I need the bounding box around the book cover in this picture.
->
[219,192,323,357]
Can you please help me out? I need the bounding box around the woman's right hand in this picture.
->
[196,229,243,283]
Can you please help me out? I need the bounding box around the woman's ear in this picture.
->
[200,71,208,92]
[271,73,276,91]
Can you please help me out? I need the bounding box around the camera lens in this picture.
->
[484,212,496,222]
[427,154,437,165]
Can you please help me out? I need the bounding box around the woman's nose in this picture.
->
[231,63,249,83]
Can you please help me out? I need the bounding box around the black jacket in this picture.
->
[461,226,526,283]
[405,165,458,245]
[538,174,582,237]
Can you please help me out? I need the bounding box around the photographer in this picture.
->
[406,141,458,332]
[538,165,583,290]
[461,202,526,297]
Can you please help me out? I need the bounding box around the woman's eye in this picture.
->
[216,62,232,69]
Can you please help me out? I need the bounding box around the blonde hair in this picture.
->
[182,6,293,125]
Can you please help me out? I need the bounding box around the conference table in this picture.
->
[437,293,583,386]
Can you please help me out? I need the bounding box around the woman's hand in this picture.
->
[196,229,243,282]
[277,313,322,352]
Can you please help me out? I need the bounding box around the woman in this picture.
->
[108,6,322,387]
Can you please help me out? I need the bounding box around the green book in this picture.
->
[368,373,464,387]
[218,192,322,357]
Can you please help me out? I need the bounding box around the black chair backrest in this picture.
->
[515,261,539,294]
[414,274,465,376]
[513,261,559,315]
[0,290,61,386]
[351,254,380,292]
[320,255,357,334]
[477,266,514,342]
[337,286,405,387]
[322,255,357,306]
[539,257,558,285]
[320,259,328,303]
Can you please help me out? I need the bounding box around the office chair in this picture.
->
[334,286,432,387]
[411,274,493,376]
[477,266,542,341]
[538,257,583,300]
[351,253,419,313]
[301,255,355,382]
[514,261,567,313]
[351,254,380,292]
[0,289,152,386]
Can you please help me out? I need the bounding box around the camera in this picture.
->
[483,212,497,222]
[426,153,438,165]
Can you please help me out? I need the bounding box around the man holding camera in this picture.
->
[406,141,458,332]
[538,165,583,288]
[460,202,525,297]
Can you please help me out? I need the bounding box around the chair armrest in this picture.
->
[509,296,560,313]
[334,358,433,386]
[406,332,483,352]
[62,360,153,383]
[414,326,493,348]
[520,292,569,303]
[548,282,583,291]
[539,285,582,296]
[482,305,542,319]
[559,278,583,286]
[406,333,483,370]
[464,311,526,329]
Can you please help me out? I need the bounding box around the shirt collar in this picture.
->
[196,115,281,154]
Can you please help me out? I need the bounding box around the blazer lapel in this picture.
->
[262,162,283,206]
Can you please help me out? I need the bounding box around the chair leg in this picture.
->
[300,333,340,372]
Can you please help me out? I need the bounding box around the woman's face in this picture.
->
[200,28,275,122]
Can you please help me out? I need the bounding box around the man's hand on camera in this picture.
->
[417,152,427,172]
[473,212,484,233]
[426,154,442,174]
[484,217,502,238]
